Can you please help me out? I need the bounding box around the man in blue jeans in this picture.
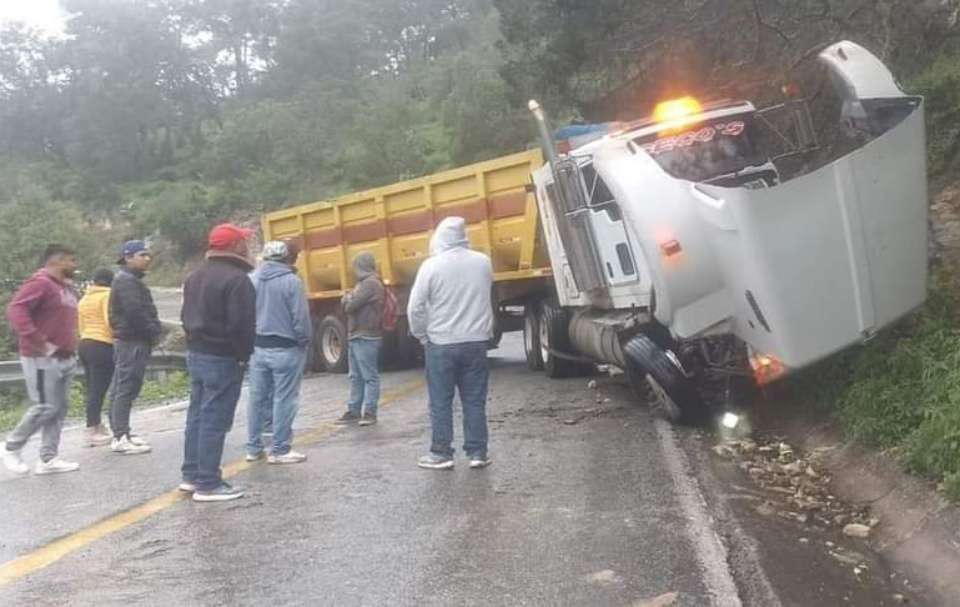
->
[408,216,494,470]
[246,241,311,464]
[180,223,257,502]
[336,252,385,427]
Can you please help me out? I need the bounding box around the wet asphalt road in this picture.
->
[0,335,934,606]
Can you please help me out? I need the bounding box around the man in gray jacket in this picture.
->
[336,252,385,426]
[408,216,494,470]
[246,241,312,464]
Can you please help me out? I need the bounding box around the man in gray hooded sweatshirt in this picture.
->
[337,251,385,426]
[408,216,494,470]
[246,241,312,464]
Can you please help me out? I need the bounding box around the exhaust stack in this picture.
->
[528,99,559,168]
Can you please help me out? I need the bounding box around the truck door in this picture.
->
[544,158,641,294]
[579,163,640,287]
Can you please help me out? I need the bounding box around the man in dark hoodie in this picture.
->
[180,223,256,502]
[108,240,162,455]
[246,240,311,464]
[335,252,385,426]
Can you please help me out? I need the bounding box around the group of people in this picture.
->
[1,238,162,478]
[1,215,495,502]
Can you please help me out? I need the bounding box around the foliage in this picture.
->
[0,0,959,492]
[797,270,960,499]
[493,0,960,119]
[0,173,117,357]
[910,54,960,176]
[138,371,191,404]
[0,371,191,432]
[0,0,541,264]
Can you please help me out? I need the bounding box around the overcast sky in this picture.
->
[0,0,66,36]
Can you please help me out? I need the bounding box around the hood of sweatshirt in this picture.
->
[429,216,470,255]
[256,260,294,282]
[352,252,377,281]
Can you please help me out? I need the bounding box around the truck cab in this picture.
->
[526,41,928,425]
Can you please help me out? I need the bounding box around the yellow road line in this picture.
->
[0,377,425,588]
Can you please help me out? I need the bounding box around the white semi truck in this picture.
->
[522,41,928,424]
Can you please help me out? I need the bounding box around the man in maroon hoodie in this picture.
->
[2,245,81,475]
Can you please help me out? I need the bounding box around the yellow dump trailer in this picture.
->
[262,149,552,372]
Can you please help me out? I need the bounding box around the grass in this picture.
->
[791,267,960,501]
[0,371,190,433]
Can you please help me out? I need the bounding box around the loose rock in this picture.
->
[587,380,598,390]
[830,550,863,566]
[713,445,736,458]
[782,462,804,476]
[725,434,875,532]
[633,592,679,607]
[843,523,872,539]
[755,502,776,517]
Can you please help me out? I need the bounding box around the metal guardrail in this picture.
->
[0,353,187,389]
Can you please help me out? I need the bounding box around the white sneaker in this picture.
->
[267,451,307,465]
[2,448,29,475]
[178,482,196,493]
[469,457,492,469]
[35,458,80,475]
[127,434,150,447]
[111,436,152,455]
[245,452,264,462]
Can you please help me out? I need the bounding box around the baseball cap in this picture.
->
[118,240,149,264]
[208,223,254,250]
[262,240,289,261]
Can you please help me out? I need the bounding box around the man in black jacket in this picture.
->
[108,240,161,455]
[180,223,256,502]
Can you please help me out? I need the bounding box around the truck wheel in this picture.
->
[489,322,503,349]
[539,302,574,379]
[623,334,709,426]
[523,305,544,371]
[305,315,324,373]
[317,315,348,374]
[385,316,422,370]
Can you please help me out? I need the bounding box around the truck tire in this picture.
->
[383,316,422,370]
[523,305,544,371]
[623,333,709,426]
[539,302,575,379]
[317,315,348,374]
[489,322,503,349]
[305,315,324,373]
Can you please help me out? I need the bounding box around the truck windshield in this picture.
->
[634,115,765,182]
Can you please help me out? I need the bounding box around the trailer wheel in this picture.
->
[523,305,544,371]
[539,302,576,379]
[317,315,348,374]
[383,316,422,370]
[305,315,324,373]
[623,334,708,426]
[489,322,503,349]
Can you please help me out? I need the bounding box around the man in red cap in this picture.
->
[179,223,257,502]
